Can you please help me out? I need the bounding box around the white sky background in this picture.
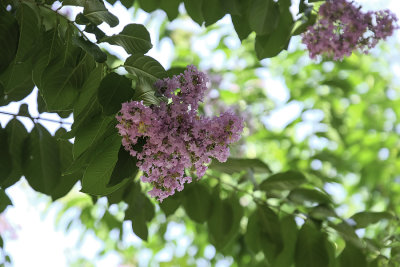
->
[1,0,400,266]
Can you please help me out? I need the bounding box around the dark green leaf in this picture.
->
[255,2,294,59]
[272,215,298,267]
[295,220,330,267]
[101,23,152,54]
[0,126,12,181]
[22,124,61,195]
[183,182,211,223]
[202,0,225,26]
[83,0,119,27]
[183,0,204,25]
[0,7,19,74]
[72,36,107,63]
[120,0,134,9]
[132,79,164,106]
[81,133,128,195]
[1,119,28,189]
[350,211,394,229]
[97,72,134,115]
[73,115,115,159]
[131,217,148,240]
[338,243,367,267]
[248,0,279,35]
[137,0,160,13]
[288,188,332,205]
[84,23,106,41]
[75,13,91,25]
[108,146,139,186]
[124,53,166,83]
[160,0,181,21]
[0,189,12,213]
[63,0,86,6]
[209,158,271,174]
[260,171,306,192]
[159,193,181,216]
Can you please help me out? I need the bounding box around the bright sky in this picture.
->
[1,0,400,266]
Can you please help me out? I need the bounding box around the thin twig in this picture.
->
[0,110,72,125]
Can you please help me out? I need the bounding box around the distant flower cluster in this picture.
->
[116,66,243,201]
[302,0,398,60]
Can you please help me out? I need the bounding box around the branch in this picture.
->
[0,110,72,125]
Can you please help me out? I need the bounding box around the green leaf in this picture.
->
[124,53,166,83]
[51,128,81,200]
[248,0,279,35]
[255,2,294,59]
[108,146,139,186]
[1,119,28,189]
[101,23,152,54]
[97,72,134,115]
[15,2,40,61]
[81,133,128,195]
[295,220,330,267]
[131,217,148,240]
[73,115,115,159]
[137,0,160,13]
[183,182,212,223]
[22,124,62,195]
[272,215,298,267]
[120,0,134,9]
[350,211,394,229]
[72,36,107,63]
[328,221,364,249]
[260,171,306,192]
[209,158,271,174]
[159,193,181,216]
[309,205,337,220]
[183,0,204,25]
[0,126,12,181]
[338,243,367,267]
[63,0,86,6]
[84,23,106,41]
[0,6,19,74]
[245,211,262,253]
[288,188,332,205]
[202,0,225,26]
[0,189,12,213]
[160,0,181,21]
[132,79,163,106]
[232,14,252,41]
[83,0,119,27]
[258,204,283,261]
[208,193,243,250]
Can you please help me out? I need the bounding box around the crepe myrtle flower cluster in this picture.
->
[302,0,398,60]
[116,66,244,201]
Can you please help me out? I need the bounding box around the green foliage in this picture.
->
[1,0,399,266]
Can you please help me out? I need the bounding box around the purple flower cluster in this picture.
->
[116,66,244,201]
[302,0,398,60]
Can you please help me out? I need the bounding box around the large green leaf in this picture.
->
[0,189,12,213]
[97,72,134,115]
[101,23,152,54]
[338,243,367,267]
[350,211,394,229]
[183,182,212,223]
[83,0,119,27]
[208,193,243,250]
[137,0,160,13]
[248,0,280,35]
[124,53,166,83]
[288,188,332,205]
[254,1,294,59]
[295,221,330,267]
[0,126,12,180]
[202,0,225,26]
[259,171,306,192]
[0,6,19,74]
[183,0,204,25]
[81,132,128,195]
[159,193,181,217]
[272,215,298,267]
[22,124,62,195]
[209,158,271,174]
[1,119,28,189]
[108,146,139,186]
[160,0,181,21]
[72,36,107,63]
[73,115,115,159]
[132,79,163,106]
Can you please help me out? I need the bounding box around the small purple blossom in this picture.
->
[116,66,244,201]
[302,0,398,60]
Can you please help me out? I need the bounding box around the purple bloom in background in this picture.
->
[302,0,398,60]
[116,66,244,201]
